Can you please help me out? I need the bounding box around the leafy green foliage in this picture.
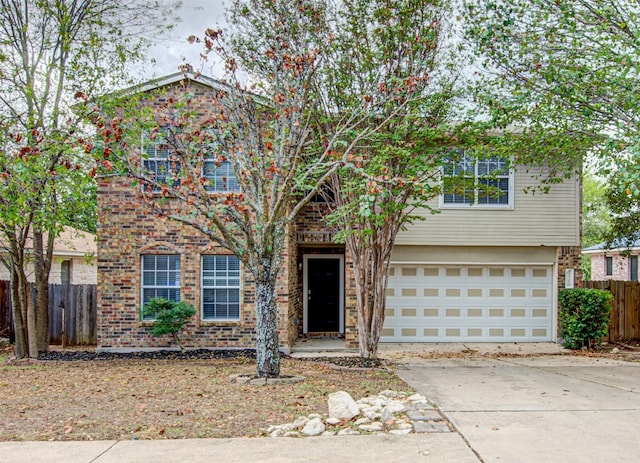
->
[463,0,640,237]
[0,0,179,358]
[583,172,611,248]
[601,161,640,249]
[142,298,196,351]
[582,171,612,280]
[559,289,613,349]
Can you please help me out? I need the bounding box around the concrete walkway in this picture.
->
[394,350,640,463]
[0,434,478,463]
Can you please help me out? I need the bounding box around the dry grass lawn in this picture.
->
[0,345,411,441]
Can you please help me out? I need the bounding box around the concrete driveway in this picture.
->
[394,352,640,463]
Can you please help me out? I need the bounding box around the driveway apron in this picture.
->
[395,355,640,463]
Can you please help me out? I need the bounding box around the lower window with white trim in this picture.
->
[141,254,181,320]
[201,255,241,321]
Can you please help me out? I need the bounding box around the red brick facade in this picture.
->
[97,78,355,352]
[97,176,294,349]
[557,246,583,289]
[96,75,582,351]
[97,176,354,351]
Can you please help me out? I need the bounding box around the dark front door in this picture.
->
[307,258,341,332]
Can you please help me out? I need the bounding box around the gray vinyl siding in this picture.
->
[396,169,580,247]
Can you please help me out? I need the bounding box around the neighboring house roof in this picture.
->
[0,226,96,258]
[50,227,96,257]
[582,239,640,254]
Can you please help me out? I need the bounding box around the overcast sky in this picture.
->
[144,0,229,79]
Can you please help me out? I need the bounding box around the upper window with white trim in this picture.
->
[141,254,181,320]
[142,130,181,190]
[441,152,513,208]
[201,255,241,321]
[203,158,240,192]
[142,130,239,193]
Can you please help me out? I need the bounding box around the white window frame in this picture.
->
[141,130,181,191]
[440,154,514,210]
[141,254,181,320]
[201,255,241,321]
[203,159,240,193]
[141,130,239,193]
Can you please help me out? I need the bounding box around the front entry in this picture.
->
[303,255,344,333]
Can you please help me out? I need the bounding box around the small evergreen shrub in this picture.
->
[142,298,196,352]
[559,288,613,349]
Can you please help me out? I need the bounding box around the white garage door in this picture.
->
[381,264,554,342]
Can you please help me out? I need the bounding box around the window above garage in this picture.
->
[440,153,514,209]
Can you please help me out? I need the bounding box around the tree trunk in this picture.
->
[172,333,185,352]
[348,234,392,360]
[9,267,27,359]
[21,273,38,358]
[32,229,51,353]
[254,268,280,378]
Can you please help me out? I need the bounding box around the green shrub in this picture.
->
[142,298,196,352]
[559,288,612,349]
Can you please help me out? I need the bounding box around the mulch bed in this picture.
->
[35,348,384,369]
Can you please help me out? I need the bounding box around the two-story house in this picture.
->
[96,73,581,352]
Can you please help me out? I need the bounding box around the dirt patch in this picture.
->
[0,347,409,441]
[567,341,640,362]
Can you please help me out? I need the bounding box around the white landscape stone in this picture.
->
[327,391,359,420]
[359,422,384,432]
[361,406,382,420]
[380,406,395,423]
[385,401,406,413]
[380,390,406,399]
[389,429,412,435]
[268,389,445,438]
[292,417,309,429]
[353,417,371,426]
[302,418,326,436]
[359,396,385,407]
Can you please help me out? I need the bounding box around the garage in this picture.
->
[381,264,554,342]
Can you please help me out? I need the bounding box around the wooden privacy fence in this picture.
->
[583,280,640,341]
[49,284,97,345]
[0,280,10,338]
[0,281,97,346]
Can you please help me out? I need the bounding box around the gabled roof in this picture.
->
[107,71,267,107]
[125,72,230,95]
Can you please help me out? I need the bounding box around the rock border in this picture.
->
[228,373,305,385]
[264,389,452,437]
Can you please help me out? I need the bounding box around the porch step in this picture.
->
[290,338,357,354]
